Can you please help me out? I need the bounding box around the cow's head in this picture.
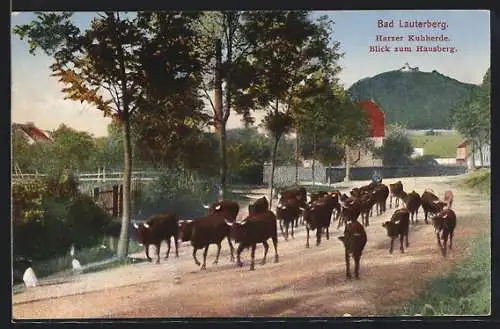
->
[178,220,194,241]
[132,222,150,245]
[225,219,247,242]
[382,220,398,237]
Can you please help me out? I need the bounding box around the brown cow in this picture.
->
[382,208,410,254]
[302,197,336,248]
[421,191,447,224]
[178,214,235,270]
[225,210,278,270]
[133,213,179,264]
[276,197,302,240]
[248,196,269,216]
[278,187,308,228]
[431,208,457,257]
[204,200,240,223]
[337,197,362,229]
[405,191,421,224]
[338,219,367,280]
[389,181,404,208]
[444,190,454,209]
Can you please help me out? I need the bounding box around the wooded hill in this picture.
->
[348,69,479,129]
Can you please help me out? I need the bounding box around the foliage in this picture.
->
[300,134,345,165]
[410,155,438,167]
[373,123,413,165]
[452,67,490,150]
[348,69,478,129]
[14,11,207,258]
[398,233,491,316]
[12,177,113,261]
[409,132,464,158]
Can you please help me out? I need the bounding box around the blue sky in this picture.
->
[11,10,490,137]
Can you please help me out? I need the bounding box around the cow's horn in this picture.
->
[133,223,139,229]
[203,204,210,209]
[186,220,193,224]
[225,219,234,226]
[215,204,222,210]
[299,207,306,211]
[143,223,150,229]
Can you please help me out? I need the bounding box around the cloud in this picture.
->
[11,12,21,17]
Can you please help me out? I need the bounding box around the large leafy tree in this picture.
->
[373,123,413,165]
[14,11,204,258]
[452,67,490,165]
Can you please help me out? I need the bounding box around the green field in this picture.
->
[460,168,491,194]
[409,133,465,158]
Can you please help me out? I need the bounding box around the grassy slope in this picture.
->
[396,169,491,316]
[409,133,464,158]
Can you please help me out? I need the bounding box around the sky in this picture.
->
[11,10,490,137]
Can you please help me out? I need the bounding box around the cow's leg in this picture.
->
[291,219,295,238]
[390,195,393,208]
[155,244,161,264]
[174,235,179,258]
[436,231,442,247]
[145,244,152,262]
[201,245,209,270]
[213,242,222,265]
[272,234,279,263]
[353,252,361,280]
[389,237,394,254]
[236,244,244,267]
[449,231,454,250]
[326,226,330,240]
[249,244,257,271]
[345,249,352,279]
[226,236,235,262]
[261,241,269,265]
[165,238,171,259]
[424,211,429,224]
[400,234,404,253]
[192,248,201,266]
[306,227,310,248]
[316,228,322,246]
[366,213,370,227]
[405,233,409,248]
[279,221,285,238]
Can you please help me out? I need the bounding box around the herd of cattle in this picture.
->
[132,181,457,280]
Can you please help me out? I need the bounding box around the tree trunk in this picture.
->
[269,136,280,209]
[344,144,351,182]
[295,132,300,184]
[116,116,132,259]
[213,38,227,200]
[478,142,484,167]
[312,133,317,187]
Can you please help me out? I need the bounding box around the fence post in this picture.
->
[112,185,119,217]
[119,184,124,217]
[93,187,100,201]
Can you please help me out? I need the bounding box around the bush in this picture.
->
[12,175,114,262]
[461,168,490,194]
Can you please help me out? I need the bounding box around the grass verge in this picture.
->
[459,168,491,194]
[396,233,491,316]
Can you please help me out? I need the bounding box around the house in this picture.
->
[12,122,53,144]
[344,99,385,167]
[456,140,491,169]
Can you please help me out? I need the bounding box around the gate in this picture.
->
[93,184,123,218]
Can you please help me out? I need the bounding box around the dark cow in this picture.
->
[204,200,240,223]
[309,190,329,203]
[444,190,454,209]
[338,219,367,280]
[278,187,308,227]
[248,196,269,216]
[302,197,336,248]
[337,197,362,229]
[421,190,447,224]
[276,197,302,240]
[359,192,376,227]
[133,213,179,263]
[178,214,235,270]
[432,208,457,257]
[405,191,421,223]
[389,181,404,208]
[382,208,410,254]
[373,183,390,215]
[225,210,278,270]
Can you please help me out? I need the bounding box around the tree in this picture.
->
[14,11,204,258]
[452,67,490,166]
[373,123,413,165]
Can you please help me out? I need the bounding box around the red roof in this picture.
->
[457,140,470,148]
[13,123,53,142]
[358,100,385,137]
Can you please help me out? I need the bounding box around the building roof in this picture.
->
[12,123,53,142]
[358,99,385,138]
[456,140,470,148]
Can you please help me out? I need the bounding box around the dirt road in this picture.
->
[12,175,490,319]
